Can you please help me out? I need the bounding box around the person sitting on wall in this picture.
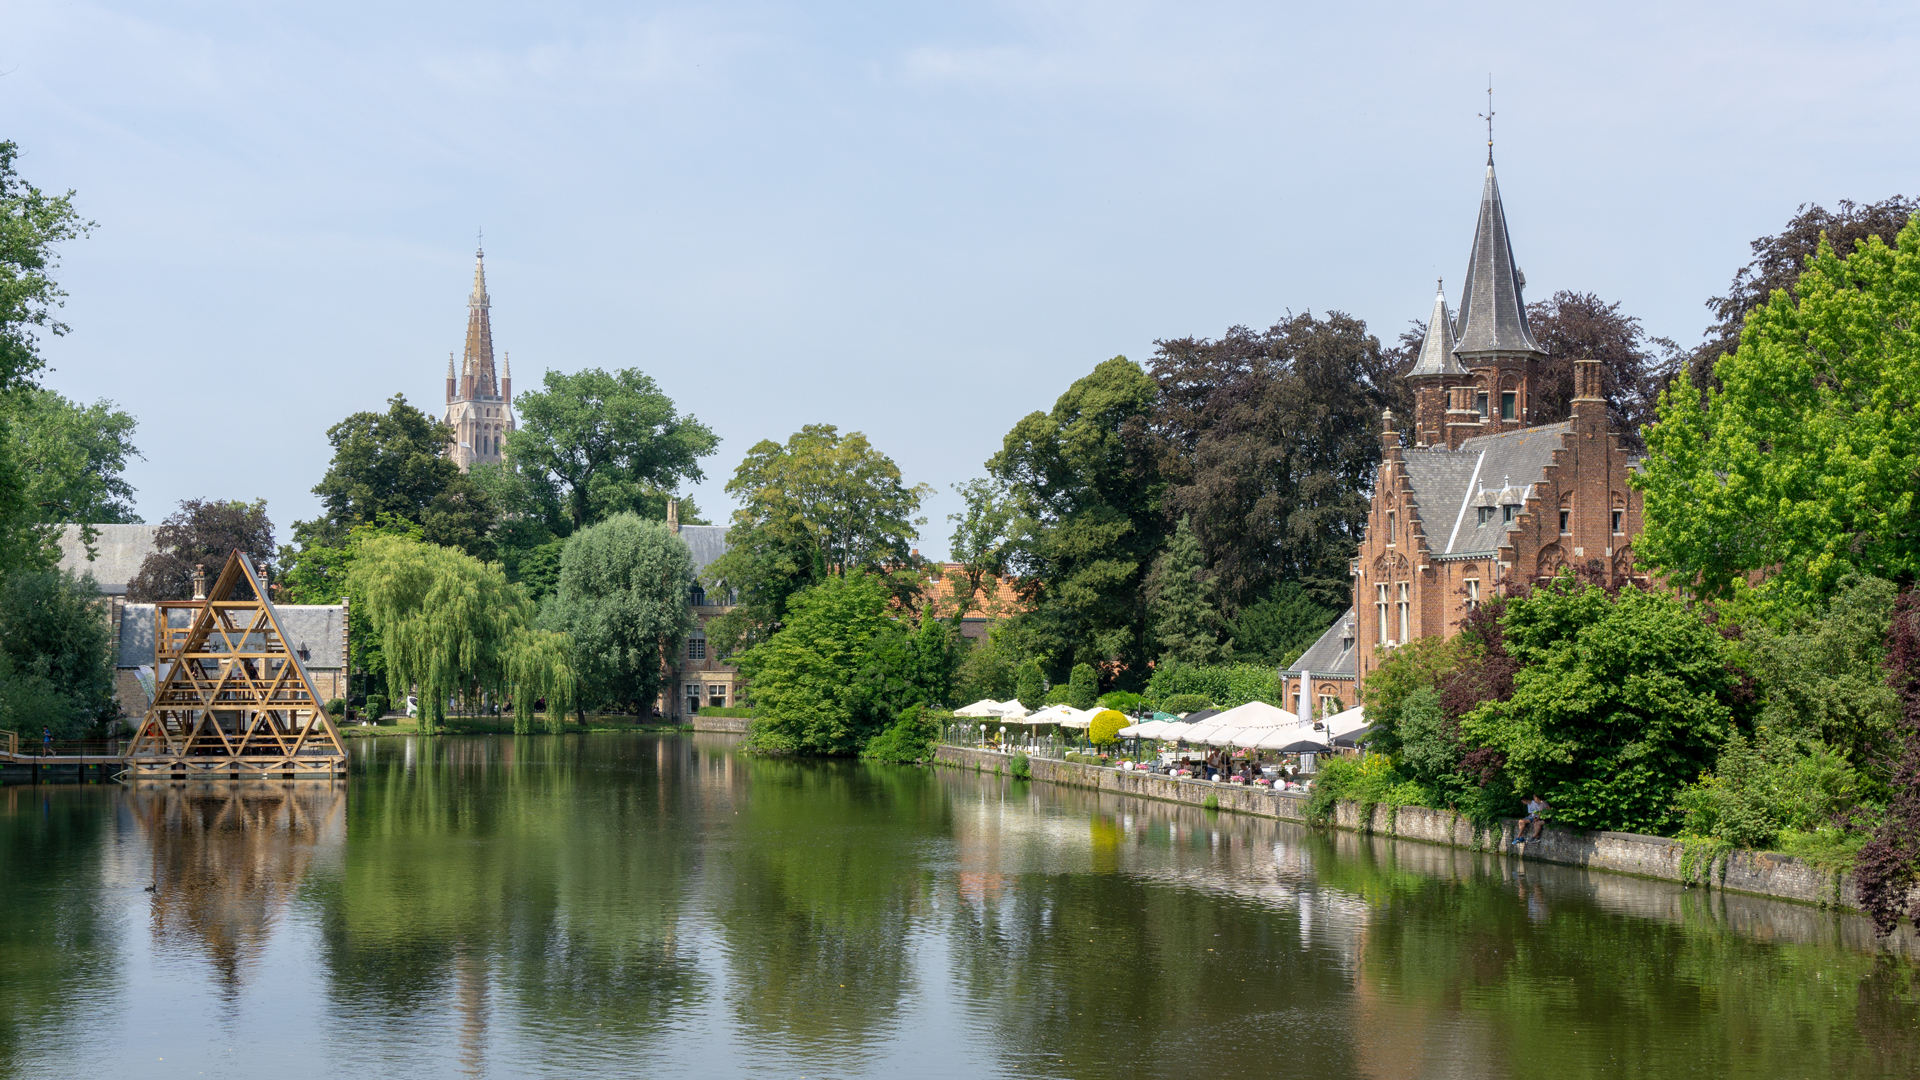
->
[1513,794,1550,844]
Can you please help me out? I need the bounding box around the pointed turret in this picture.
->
[1407,281,1464,377]
[1404,280,1467,447]
[462,246,497,399]
[1452,162,1542,359]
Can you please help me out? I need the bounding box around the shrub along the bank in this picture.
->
[1146,662,1281,710]
[736,573,959,756]
[861,706,948,764]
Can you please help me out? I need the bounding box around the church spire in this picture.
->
[1407,280,1465,377]
[461,245,498,399]
[1452,161,1542,359]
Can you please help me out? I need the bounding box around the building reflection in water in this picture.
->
[130,782,345,993]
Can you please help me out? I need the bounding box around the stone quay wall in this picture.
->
[933,744,1918,917]
[689,715,752,734]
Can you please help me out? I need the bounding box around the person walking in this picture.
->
[41,725,54,757]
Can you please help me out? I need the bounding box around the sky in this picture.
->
[5,0,1918,558]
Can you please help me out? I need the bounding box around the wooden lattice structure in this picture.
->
[125,551,348,780]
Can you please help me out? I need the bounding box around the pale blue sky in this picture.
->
[6,1,1917,557]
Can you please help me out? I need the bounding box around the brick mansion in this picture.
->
[1281,152,1649,713]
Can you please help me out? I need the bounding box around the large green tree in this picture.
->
[0,141,95,578]
[1144,515,1220,666]
[506,367,718,534]
[127,498,276,601]
[704,424,929,657]
[299,394,494,557]
[0,569,117,737]
[1686,196,1915,392]
[1635,216,1920,613]
[345,534,574,733]
[735,573,955,756]
[1145,313,1390,612]
[6,388,141,527]
[542,513,694,715]
[1459,577,1748,834]
[0,141,92,395]
[985,356,1164,682]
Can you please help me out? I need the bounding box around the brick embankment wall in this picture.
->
[689,716,751,734]
[933,744,1920,918]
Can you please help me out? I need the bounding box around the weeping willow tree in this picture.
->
[347,535,575,734]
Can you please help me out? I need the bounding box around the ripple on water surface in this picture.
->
[1,734,1916,1079]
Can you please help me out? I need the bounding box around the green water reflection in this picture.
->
[0,735,1915,1079]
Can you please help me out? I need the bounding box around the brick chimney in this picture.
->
[667,499,680,534]
[191,564,207,601]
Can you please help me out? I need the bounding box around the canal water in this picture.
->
[2,733,1916,1079]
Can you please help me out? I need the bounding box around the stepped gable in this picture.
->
[1398,421,1571,556]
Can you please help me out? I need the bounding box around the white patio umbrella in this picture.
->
[955,699,1004,717]
[1319,705,1367,740]
[1254,726,1317,751]
[993,700,1033,722]
[1119,719,1169,739]
[1154,721,1195,741]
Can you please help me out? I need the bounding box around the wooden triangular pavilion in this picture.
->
[125,550,347,780]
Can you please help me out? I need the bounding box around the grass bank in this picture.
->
[338,715,691,738]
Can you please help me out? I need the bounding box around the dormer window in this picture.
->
[689,584,707,607]
[1477,506,1495,526]
[1503,504,1519,524]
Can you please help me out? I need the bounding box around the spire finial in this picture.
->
[477,226,484,258]
[1479,77,1495,165]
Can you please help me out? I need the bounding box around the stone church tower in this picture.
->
[444,246,514,471]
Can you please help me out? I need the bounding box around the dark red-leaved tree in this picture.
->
[126,498,275,601]
[1854,588,1920,935]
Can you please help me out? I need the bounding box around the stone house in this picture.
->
[667,507,741,719]
[1349,155,1647,697]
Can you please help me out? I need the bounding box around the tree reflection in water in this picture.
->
[4,736,1919,1079]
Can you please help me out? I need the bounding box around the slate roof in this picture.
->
[1283,608,1356,678]
[1400,421,1570,556]
[1453,162,1544,357]
[678,524,729,576]
[1406,283,1466,377]
[117,604,346,669]
[56,524,160,595]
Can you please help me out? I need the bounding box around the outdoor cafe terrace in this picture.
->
[943,699,1371,791]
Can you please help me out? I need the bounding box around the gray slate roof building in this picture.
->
[1453,162,1544,358]
[116,604,346,669]
[1283,608,1356,679]
[678,524,729,577]
[1399,421,1571,556]
[57,524,160,596]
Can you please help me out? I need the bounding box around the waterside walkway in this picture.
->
[934,743,1920,928]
